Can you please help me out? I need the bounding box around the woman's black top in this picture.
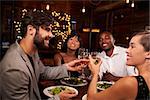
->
[135,75,150,100]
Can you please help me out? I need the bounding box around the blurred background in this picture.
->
[0,0,149,63]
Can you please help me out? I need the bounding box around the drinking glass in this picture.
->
[78,48,89,79]
[78,48,85,59]
[90,51,99,65]
[90,51,98,59]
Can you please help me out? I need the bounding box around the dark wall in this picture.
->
[81,1,149,50]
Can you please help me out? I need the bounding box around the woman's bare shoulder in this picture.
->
[94,76,138,100]
[111,76,138,99]
[118,76,137,87]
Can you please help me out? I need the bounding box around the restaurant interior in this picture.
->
[0,0,149,65]
[0,0,150,99]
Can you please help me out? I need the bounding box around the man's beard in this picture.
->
[34,34,45,49]
[103,45,114,52]
[103,47,111,52]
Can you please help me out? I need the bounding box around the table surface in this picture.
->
[39,79,90,100]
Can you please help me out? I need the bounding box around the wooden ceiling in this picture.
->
[1,0,148,15]
[0,0,149,50]
[1,0,126,13]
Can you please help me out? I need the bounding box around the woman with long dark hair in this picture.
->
[54,32,83,77]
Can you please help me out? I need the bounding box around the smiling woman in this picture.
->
[54,33,83,77]
[87,31,150,100]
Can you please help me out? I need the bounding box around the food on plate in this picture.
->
[43,86,78,97]
[61,77,86,85]
[97,83,112,89]
[48,86,75,95]
[60,77,88,87]
[97,81,114,90]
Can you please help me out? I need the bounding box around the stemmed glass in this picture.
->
[90,51,98,59]
[85,51,99,80]
[78,48,85,59]
[90,51,99,65]
[78,48,89,79]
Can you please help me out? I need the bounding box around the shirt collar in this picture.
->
[113,46,119,55]
[101,46,119,58]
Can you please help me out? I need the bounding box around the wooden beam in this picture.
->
[94,0,125,13]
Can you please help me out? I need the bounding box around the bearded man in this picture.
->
[0,11,88,100]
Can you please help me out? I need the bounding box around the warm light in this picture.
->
[126,37,129,40]
[91,29,100,33]
[46,4,50,10]
[82,7,85,13]
[131,1,134,7]
[33,8,36,12]
[15,9,71,50]
[83,28,100,33]
[83,28,90,32]
[126,0,129,4]
[17,36,22,39]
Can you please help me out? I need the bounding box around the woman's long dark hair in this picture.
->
[61,32,83,57]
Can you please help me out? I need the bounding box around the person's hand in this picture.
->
[58,89,77,100]
[65,59,89,72]
[88,55,102,76]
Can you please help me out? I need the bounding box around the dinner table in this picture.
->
[39,78,90,100]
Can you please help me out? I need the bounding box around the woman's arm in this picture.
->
[87,55,102,99]
[87,55,137,100]
[54,53,62,66]
[88,75,137,100]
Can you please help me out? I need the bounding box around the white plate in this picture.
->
[43,85,78,97]
[82,94,87,100]
[97,81,115,91]
[60,77,88,87]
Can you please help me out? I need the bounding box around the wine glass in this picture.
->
[90,51,98,59]
[90,51,99,65]
[78,48,85,59]
[78,48,89,79]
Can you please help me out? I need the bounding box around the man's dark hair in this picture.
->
[20,10,54,37]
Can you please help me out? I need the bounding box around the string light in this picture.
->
[14,9,72,49]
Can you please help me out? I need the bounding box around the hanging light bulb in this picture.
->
[82,6,85,13]
[131,1,134,8]
[46,4,50,10]
[126,0,129,4]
